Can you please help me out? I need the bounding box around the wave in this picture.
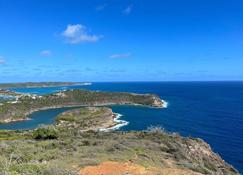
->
[162,100,168,108]
[81,82,92,86]
[99,113,129,132]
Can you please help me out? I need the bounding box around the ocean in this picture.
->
[0,82,242,173]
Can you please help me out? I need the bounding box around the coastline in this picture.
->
[0,100,166,124]
[0,107,128,132]
[99,113,129,132]
[1,117,31,124]
[55,107,129,132]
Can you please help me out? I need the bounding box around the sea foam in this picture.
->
[99,113,129,132]
[162,100,168,108]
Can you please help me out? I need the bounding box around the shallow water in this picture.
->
[1,82,243,173]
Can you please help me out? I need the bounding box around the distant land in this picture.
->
[0,82,91,88]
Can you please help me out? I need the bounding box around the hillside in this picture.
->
[0,107,239,175]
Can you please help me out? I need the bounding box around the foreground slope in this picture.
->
[0,107,239,175]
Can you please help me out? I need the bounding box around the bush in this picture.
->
[10,163,42,175]
[33,126,58,140]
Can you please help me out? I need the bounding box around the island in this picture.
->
[0,89,164,123]
[0,106,239,175]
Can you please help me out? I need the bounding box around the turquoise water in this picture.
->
[1,82,243,173]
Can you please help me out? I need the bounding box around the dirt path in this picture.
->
[79,161,202,175]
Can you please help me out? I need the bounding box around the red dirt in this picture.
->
[79,161,201,175]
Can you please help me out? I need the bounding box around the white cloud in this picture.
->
[0,56,5,64]
[109,53,131,59]
[40,50,52,57]
[62,24,102,44]
[123,5,133,15]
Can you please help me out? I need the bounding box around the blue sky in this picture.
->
[0,0,242,82]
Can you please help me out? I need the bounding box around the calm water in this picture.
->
[1,82,243,173]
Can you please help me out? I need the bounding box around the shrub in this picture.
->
[10,163,42,175]
[33,126,58,140]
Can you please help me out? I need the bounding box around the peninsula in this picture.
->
[0,89,164,123]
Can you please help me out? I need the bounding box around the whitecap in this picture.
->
[99,113,129,132]
[162,100,168,108]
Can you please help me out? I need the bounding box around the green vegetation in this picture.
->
[0,129,239,175]
[0,107,239,175]
[33,126,58,140]
[0,89,163,123]
[0,130,30,140]
[56,107,115,130]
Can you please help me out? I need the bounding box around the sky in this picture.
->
[0,0,243,82]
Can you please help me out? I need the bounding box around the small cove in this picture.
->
[0,106,80,130]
